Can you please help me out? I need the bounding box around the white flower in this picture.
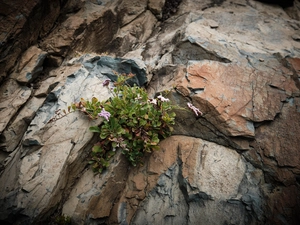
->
[187,102,203,116]
[157,95,170,102]
[148,98,157,105]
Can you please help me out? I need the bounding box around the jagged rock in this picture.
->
[148,0,165,19]
[0,97,45,153]
[62,151,129,225]
[40,0,120,57]
[116,0,147,26]
[0,0,61,82]
[0,79,31,134]
[107,136,263,225]
[96,56,147,86]
[11,46,48,84]
[244,97,300,224]
[110,10,157,56]
[177,59,298,137]
[0,0,300,224]
[0,54,147,224]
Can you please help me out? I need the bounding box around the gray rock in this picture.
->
[0,54,145,224]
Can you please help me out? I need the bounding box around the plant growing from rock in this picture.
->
[70,73,177,173]
[54,214,71,225]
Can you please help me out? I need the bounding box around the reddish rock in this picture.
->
[175,60,299,138]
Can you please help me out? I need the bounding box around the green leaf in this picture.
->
[112,142,117,148]
[92,145,102,153]
[100,132,109,139]
[89,126,101,133]
[92,97,98,104]
[139,119,147,126]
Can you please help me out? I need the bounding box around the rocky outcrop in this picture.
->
[0,54,147,224]
[0,0,300,224]
[109,136,263,225]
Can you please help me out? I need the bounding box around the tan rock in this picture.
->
[148,0,165,18]
[113,10,157,56]
[117,0,147,26]
[0,79,31,133]
[11,46,48,84]
[108,136,251,224]
[0,0,300,224]
[0,97,44,153]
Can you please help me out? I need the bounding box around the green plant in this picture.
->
[71,73,177,173]
[55,214,71,225]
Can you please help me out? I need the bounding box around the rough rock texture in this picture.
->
[0,0,300,224]
[0,54,147,224]
[109,136,263,225]
[0,0,62,82]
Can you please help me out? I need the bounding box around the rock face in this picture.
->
[0,0,300,225]
[118,136,262,225]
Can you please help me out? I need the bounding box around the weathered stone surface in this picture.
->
[178,59,298,137]
[242,95,300,224]
[0,0,300,224]
[116,0,147,26]
[11,46,48,84]
[0,97,44,153]
[148,0,165,19]
[0,54,147,224]
[62,151,129,225]
[0,57,112,223]
[96,56,148,86]
[0,79,31,133]
[0,0,61,82]
[108,136,262,225]
[110,10,157,56]
[40,0,119,57]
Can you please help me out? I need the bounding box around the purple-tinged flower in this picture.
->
[102,79,111,87]
[98,108,111,121]
[187,102,203,116]
[157,95,170,102]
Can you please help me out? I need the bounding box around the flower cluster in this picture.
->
[98,108,111,121]
[61,74,203,174]
[102,79,111,87]
[157,95,170,102]
[85,74,177,173]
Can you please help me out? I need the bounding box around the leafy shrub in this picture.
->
[71,73,177,173]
